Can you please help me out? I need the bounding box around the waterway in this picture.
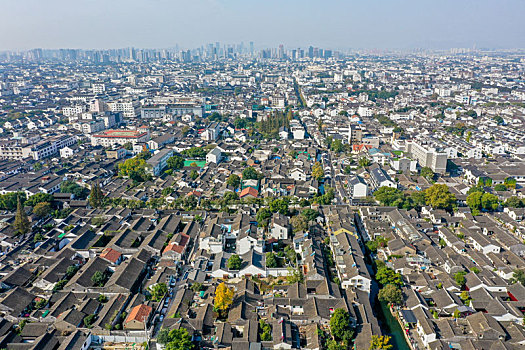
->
[376,300,411,350]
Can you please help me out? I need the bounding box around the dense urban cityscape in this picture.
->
[0,43,524,350]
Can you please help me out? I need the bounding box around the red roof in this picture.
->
[162,233,190,255]
[163,242,185,254]
[125,304,152,323]
[100,247,122,263]
[239,187,259,198]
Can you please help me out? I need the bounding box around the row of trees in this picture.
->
[374,184,457,212]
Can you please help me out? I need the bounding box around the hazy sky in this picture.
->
[1,0,524,50]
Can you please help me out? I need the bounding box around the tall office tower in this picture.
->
[250,42,254,56]
[308,46,314,58]
[278,44,285,59]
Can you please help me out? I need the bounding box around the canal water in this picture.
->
[377,300,411,350]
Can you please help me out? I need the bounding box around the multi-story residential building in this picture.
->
[348,124,363,145]
[107,101,136,118]
[146,148,174,176]
[62,105,86,117]
[19,135,77,160]
[72,120,106,134]
[406,140,448,174]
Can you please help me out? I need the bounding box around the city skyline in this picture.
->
[1,0,525,51]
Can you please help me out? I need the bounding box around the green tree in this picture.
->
[420,167,435,181]
[89,181,104,208]
[425,184,456,211]
[33,202,51,219]
[181,147,207,159]
[269,198,289,215]
[190,170,199,180]
[330,308,354,342]
[331,139,343,153]
[312,161,324,181]
[466,131,472,143]
[256,208,272,227]
[150,283,168,301]
[259,319,272,341]
[494,184,507,191]
[265,252,279,268]
[14,197,30,236]
[61,181,90,199]
[378,284,403,305]
[373,187,404,207]
[466,191,484,211]
[91,270,106,287]
[493,116,504,125]
[452,309,461,319]
[454,271,467,287]
[504,177,517,189]
[83,314,97,328]
[291,214,308,233]
[284,246,297,266]
[0,192,26,211]
[227,174,241,188]
[164,328,194,350]
[301,208,318,221]
[167,155,184,170]
[358,157,371,168]
[510,269,525,285]
[33,232,44,242]
[25,193,53,207]
[505,197,524,208]
[190,282,203,293]
[481,193,499,211]
[376,263,403,286]
[242,167,262,180]
[227,255,242,270]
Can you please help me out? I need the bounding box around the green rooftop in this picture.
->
[184,160,206,168]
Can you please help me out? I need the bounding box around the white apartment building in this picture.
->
[406,140,448,174]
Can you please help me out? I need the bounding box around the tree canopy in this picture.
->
[425,184,456,211]
[167,155,184,170]
[378,284,403,305]
[227,254,242,270]
[214,282,234,315]
[312,161,324,181]
[118,157,150,182]
[242,167,263,180]
[330,308,355,343]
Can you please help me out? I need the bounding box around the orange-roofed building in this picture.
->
[124,304,152,330]
[100,247,123,265]
[239,187,258,199]
[162,233,190,260]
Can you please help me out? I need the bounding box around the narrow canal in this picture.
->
[375,299,411,350]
